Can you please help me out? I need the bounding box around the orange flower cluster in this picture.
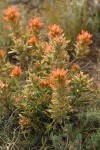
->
[11,66,22,77]
[71,64,80,72]
[77,30,92,45]
[28,17,43,31]
[50,69,70,86]
[0,50,5,58]
[28,36,38,45]
[48,24,63,37]
[3,7,20,24]
[19,116,31,128]
[40,69,70,88]
[51,69,67,80]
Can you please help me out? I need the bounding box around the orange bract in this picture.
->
[71,64,80,72]
[51,69,67,79]
[28,36,38,45]
[11,66,22,77]
[40,79,50,87]
[19,117,31,128]
[77,30,92,45]
[50,69,70,89]
[48,24,63,37]
[3,7,20,23]
[45,43,53,53]
[15,98,20,103]
[28,17,43,31]
[53,36,64,43]
[0,50,5,58]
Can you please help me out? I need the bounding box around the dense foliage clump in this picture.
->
[0,6,100,150]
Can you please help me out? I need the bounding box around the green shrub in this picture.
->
[0,6,99,150]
